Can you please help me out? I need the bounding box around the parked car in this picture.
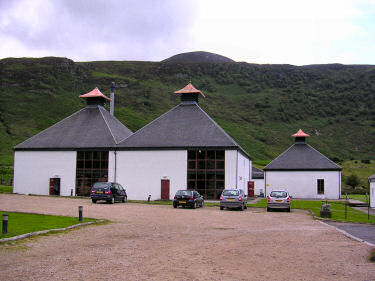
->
[267,190,291,212]
[220,189,248,211]
[90,182,127,204]
[173,190,204,209]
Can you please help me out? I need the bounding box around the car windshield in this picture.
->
[270,191,287,198]
[222,190,239,196]
[176,190,192,196]
[92,182,109,190]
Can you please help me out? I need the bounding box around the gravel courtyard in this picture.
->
[0,194,374,281]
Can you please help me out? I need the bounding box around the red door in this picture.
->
[161,179,170,200]
[248,181,254,197]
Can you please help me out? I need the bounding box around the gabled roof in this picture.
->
[252,167,264,179]
[14,105,132,150]
[117,102,249,158]
[264,142,341,171]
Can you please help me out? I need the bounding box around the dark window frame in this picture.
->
[317,179,324,194]
[187,150,225,200]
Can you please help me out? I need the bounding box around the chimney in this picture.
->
[110,82,115,116]
[174,82,205,104]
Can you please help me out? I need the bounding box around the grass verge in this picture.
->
[0,185,12,193]
[343,194,370,203]
[249,199,375,223]
[0,211,97,239]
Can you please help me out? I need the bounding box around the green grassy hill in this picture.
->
[1,57,375,167]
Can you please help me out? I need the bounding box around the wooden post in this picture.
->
[2,214,8,234]
[78,206,83,222]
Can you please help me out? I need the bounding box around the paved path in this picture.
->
[325,221,375,246]
[1,194,375,281]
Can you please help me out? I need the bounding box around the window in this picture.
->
[187,149,225,200]
[317,179,324,194]
[76,151,109,196]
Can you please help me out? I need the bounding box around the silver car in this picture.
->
[220,189,248,211]
[267,190,291,212]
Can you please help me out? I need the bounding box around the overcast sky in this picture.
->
[1,0,375,65]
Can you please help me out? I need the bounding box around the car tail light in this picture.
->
[286,197,290,202]
[238,196,242,201]
[105,190,111,195]
[90,190,95,194]
[267,196,271,202]
[220,195,223,201]
[189,196,194,201]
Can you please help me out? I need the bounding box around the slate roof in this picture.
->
[14,105,132,150]
[264,142,341,171]
[117,102,249,158]
[369,174,375,182]
[252,167,264,179]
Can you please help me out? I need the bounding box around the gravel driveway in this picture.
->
[1,194,374,281]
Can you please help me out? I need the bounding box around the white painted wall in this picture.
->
[237,152,251,195]
[14,151,76,196]
[253,178,265,196]
[108,151,116,182]
[370,181,375,208]
[225,150,237,189]
[115,150,187,200]
[265,170,341,199]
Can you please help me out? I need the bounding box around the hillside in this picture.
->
[1,57,375,166]
[162,51,234,63]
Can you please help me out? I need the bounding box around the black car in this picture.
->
[173,190,204,209]
[90,182,127,204]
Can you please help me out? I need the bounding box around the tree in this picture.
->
[345,174,360,189]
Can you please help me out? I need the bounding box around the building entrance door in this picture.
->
[248,181,254,197]
[49,178,60,195]
[161,179,170,200]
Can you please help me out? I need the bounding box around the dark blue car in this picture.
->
[90,182,127,204]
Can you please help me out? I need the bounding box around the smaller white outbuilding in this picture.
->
[369,174,375,208]
[263,129,342,199]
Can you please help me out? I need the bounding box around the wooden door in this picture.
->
[161,179,170,200]
[248,181,254,197]
[49,178,60,195]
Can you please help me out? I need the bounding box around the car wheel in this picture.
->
[220,206,224,210]
[267,207,270,212]
[92,199,97,204]
[287,207,291,212]
[240,204,244,211]
[193,202,197,209]
[122,196,127,203]
[173,202,178,208]
[201,201,204,208]
[110,197,115,204]
[244,203,248,209]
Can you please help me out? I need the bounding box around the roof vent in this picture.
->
[79,87,111,107]
[292,129,310,144]
[174,82,205,104]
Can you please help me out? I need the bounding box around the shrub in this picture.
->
[345,174,360,189]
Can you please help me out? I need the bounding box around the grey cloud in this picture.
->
[0,0,198,60]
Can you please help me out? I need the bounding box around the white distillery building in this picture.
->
[369,174,375,208]
[114,83,252,200]
[263,129,342,199]
[14,88,133,197]
[13,83,252,200]
[252,166,265,196]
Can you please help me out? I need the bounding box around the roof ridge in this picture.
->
[264,143,295,170]
[195,104,250,158]
[305,143,341,169]
[14,107,86,149]
[99,107,117,144]
[117,103,182,145]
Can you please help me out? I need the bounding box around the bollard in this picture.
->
[78,206,83,222]
[71,189,73,197]
[148,195,151,203]
[2,213,8,234]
